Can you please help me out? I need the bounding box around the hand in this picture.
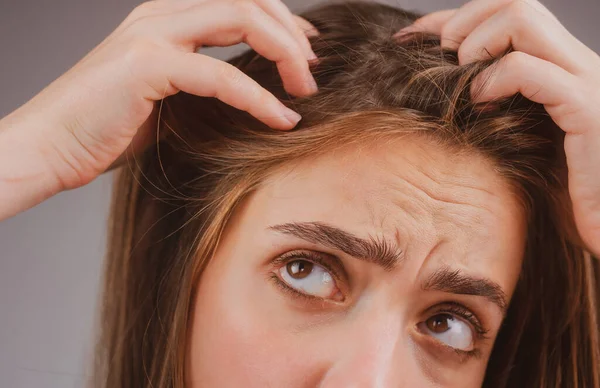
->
[0,0,319,220]
[395,0,600,255]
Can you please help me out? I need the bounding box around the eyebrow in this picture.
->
[269,222,509,312]
[268,221,404,271]
[423,267,508,313]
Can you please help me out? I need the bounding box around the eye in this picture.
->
[419,313,474,351]
[278,259,343,301]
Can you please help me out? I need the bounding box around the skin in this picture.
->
[0,0,597,382]
[0,0,318,219]
[395,0,600,255]
[187,137,526,387]
[0,0,598,253]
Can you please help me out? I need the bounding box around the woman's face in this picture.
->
[186,136,526,387]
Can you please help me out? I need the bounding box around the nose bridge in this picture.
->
[318,303,416,388]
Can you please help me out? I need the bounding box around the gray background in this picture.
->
[0,0,598,387]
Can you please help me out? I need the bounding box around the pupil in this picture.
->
[287,260,313,279]
[427,314,451,333]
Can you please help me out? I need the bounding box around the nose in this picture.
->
[317,308,421,388]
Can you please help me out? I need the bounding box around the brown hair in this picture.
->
[92,1,600,387]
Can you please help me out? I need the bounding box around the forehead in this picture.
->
[251,136,526,290]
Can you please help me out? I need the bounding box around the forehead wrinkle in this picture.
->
[366,141,522,272]
[374,137,508,211]
[401,171,499,216]
[381,153,510,234]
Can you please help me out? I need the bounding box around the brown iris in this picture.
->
[426,314,452,333]
[286,260,314,279]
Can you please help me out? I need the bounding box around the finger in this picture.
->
[160,51,302,130]
[436,0,515,50]
[471,51,591,133]
[458,0,596,75]
[293,15,320,37]
[393,9,457,37]
[153,1,317,97]
[255,0,317,60]
[125,2,320,49]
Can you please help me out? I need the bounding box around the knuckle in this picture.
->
[504,51,529,69]
[591,82,600,104]
[122,13,163,39]
[237,84,265,112]
[457,44,469,63]
[501,0,524,6]
[232,0,254,13]
[128,1,160,20]
[249,83,268,105]
[439,21,449,34]
[571,76,591,99]
[123,39,159,69]
[508,0,534,23]
[218,63,245,86]
[123,1,169,37]
[440,22,466,45]
[439,22,455,38]
[232,0,260,22]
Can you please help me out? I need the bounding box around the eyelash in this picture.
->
[269,273,324,302]
[269,250,346,303]
[434,302,488,338]
[427,302,490,360]
[269,250,490,359]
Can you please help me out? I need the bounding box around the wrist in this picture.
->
[0,111,64,220]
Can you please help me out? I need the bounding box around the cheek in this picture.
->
[186,255,315,388]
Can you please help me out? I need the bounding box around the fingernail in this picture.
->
[299,29,318,61]
[304,27,320,38]
[393,25,416,38]
[282,106,302,126]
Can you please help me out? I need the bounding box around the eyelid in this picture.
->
[420,332,483,362]
[416,302,490,362]
[429,302,489,339]
[268,273,328,303]
[271,249,349,286]
[269,250,350,304]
